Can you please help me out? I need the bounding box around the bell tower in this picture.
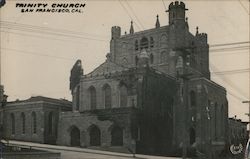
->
[167,1,188,25]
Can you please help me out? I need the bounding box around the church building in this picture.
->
[57,1,228,157]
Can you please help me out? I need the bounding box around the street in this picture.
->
[6,140,182,159]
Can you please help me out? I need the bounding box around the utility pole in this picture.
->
[176,49,192,159]
[242,100,250,136]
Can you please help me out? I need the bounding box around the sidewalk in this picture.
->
[3,140,183,159]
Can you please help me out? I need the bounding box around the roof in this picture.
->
[7,96,72,106]
[85,60,128,78]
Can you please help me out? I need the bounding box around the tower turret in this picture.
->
[111,26,121,39]
[167,1,188,25]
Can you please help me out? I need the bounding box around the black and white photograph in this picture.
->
[0,0,249,159]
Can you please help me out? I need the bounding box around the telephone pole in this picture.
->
[243,100,250,136]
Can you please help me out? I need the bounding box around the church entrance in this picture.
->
[111,126,123,146]
[89,125,101,146]
[70,126,80,147]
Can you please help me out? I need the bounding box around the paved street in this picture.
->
[5,140,183,159]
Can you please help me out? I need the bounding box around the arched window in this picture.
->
[221,105,224,136]
[160,35,168,48]
[214,102,218,140]
[135,40,139,51]
[111,126,123,146]
[32,112,37,134]
[11,113,15,135]
[119,84,127,107]
[76,86,80,111]
[150,37,154,48]
[48,112,54,135]
[140,37,148,50]
[89,125,101,146]
[88,86,97,110]
[21,113,25,134]
[103,84,111,109]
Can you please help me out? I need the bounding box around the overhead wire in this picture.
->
[1,48,76,61]
[210,63,248,100]
[211,68,250,75]
[0,24,109,42]
[0,20,109,39]
[161,0,167,11]
[124,0,145,30]
[210,41,250,47]
[238,0,250,15]
[118,0,142,30]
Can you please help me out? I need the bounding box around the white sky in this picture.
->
[0,0,249,121]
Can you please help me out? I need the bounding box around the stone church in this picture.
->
[2,1,229,158]
[57,1,228,157]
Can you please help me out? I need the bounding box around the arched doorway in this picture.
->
[70,126,80,147]
[111,126,123,146]
[89,125,101,146]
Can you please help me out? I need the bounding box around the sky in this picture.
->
[0,0,249,121]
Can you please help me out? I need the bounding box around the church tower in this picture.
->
[167,1,188,25]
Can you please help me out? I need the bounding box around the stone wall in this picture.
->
[3,98,72,144]
[187,77,228,155]
[137,69,177,155]
[4,103,45,143]
[57,107,136,151]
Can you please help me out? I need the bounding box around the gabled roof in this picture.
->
[7,96,71,107]
[85,60,128,77]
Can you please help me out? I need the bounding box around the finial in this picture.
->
[155,14,160,28]
[130,20,134,34]
[196,26,199,35]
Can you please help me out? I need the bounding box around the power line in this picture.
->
[1,48,76,61]
[0,26,109,42]
[210,63,248,99]
[210,51,249,56]
[227,90,246,102]
[0,30,109,43]
[118,0,142,30]
[161,0,167,11]
[210,41,250,47]
[238,0,249,15]
[210,46,250,53]
[124,0,145,30]
[0,20,109,39]
[211,68,249,75]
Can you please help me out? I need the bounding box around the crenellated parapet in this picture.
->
[111,26,121,40]
[195,33,208,44]
[168,1,186,10]
[167,1,188,25]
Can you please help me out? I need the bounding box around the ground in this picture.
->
[4,140,183,159]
